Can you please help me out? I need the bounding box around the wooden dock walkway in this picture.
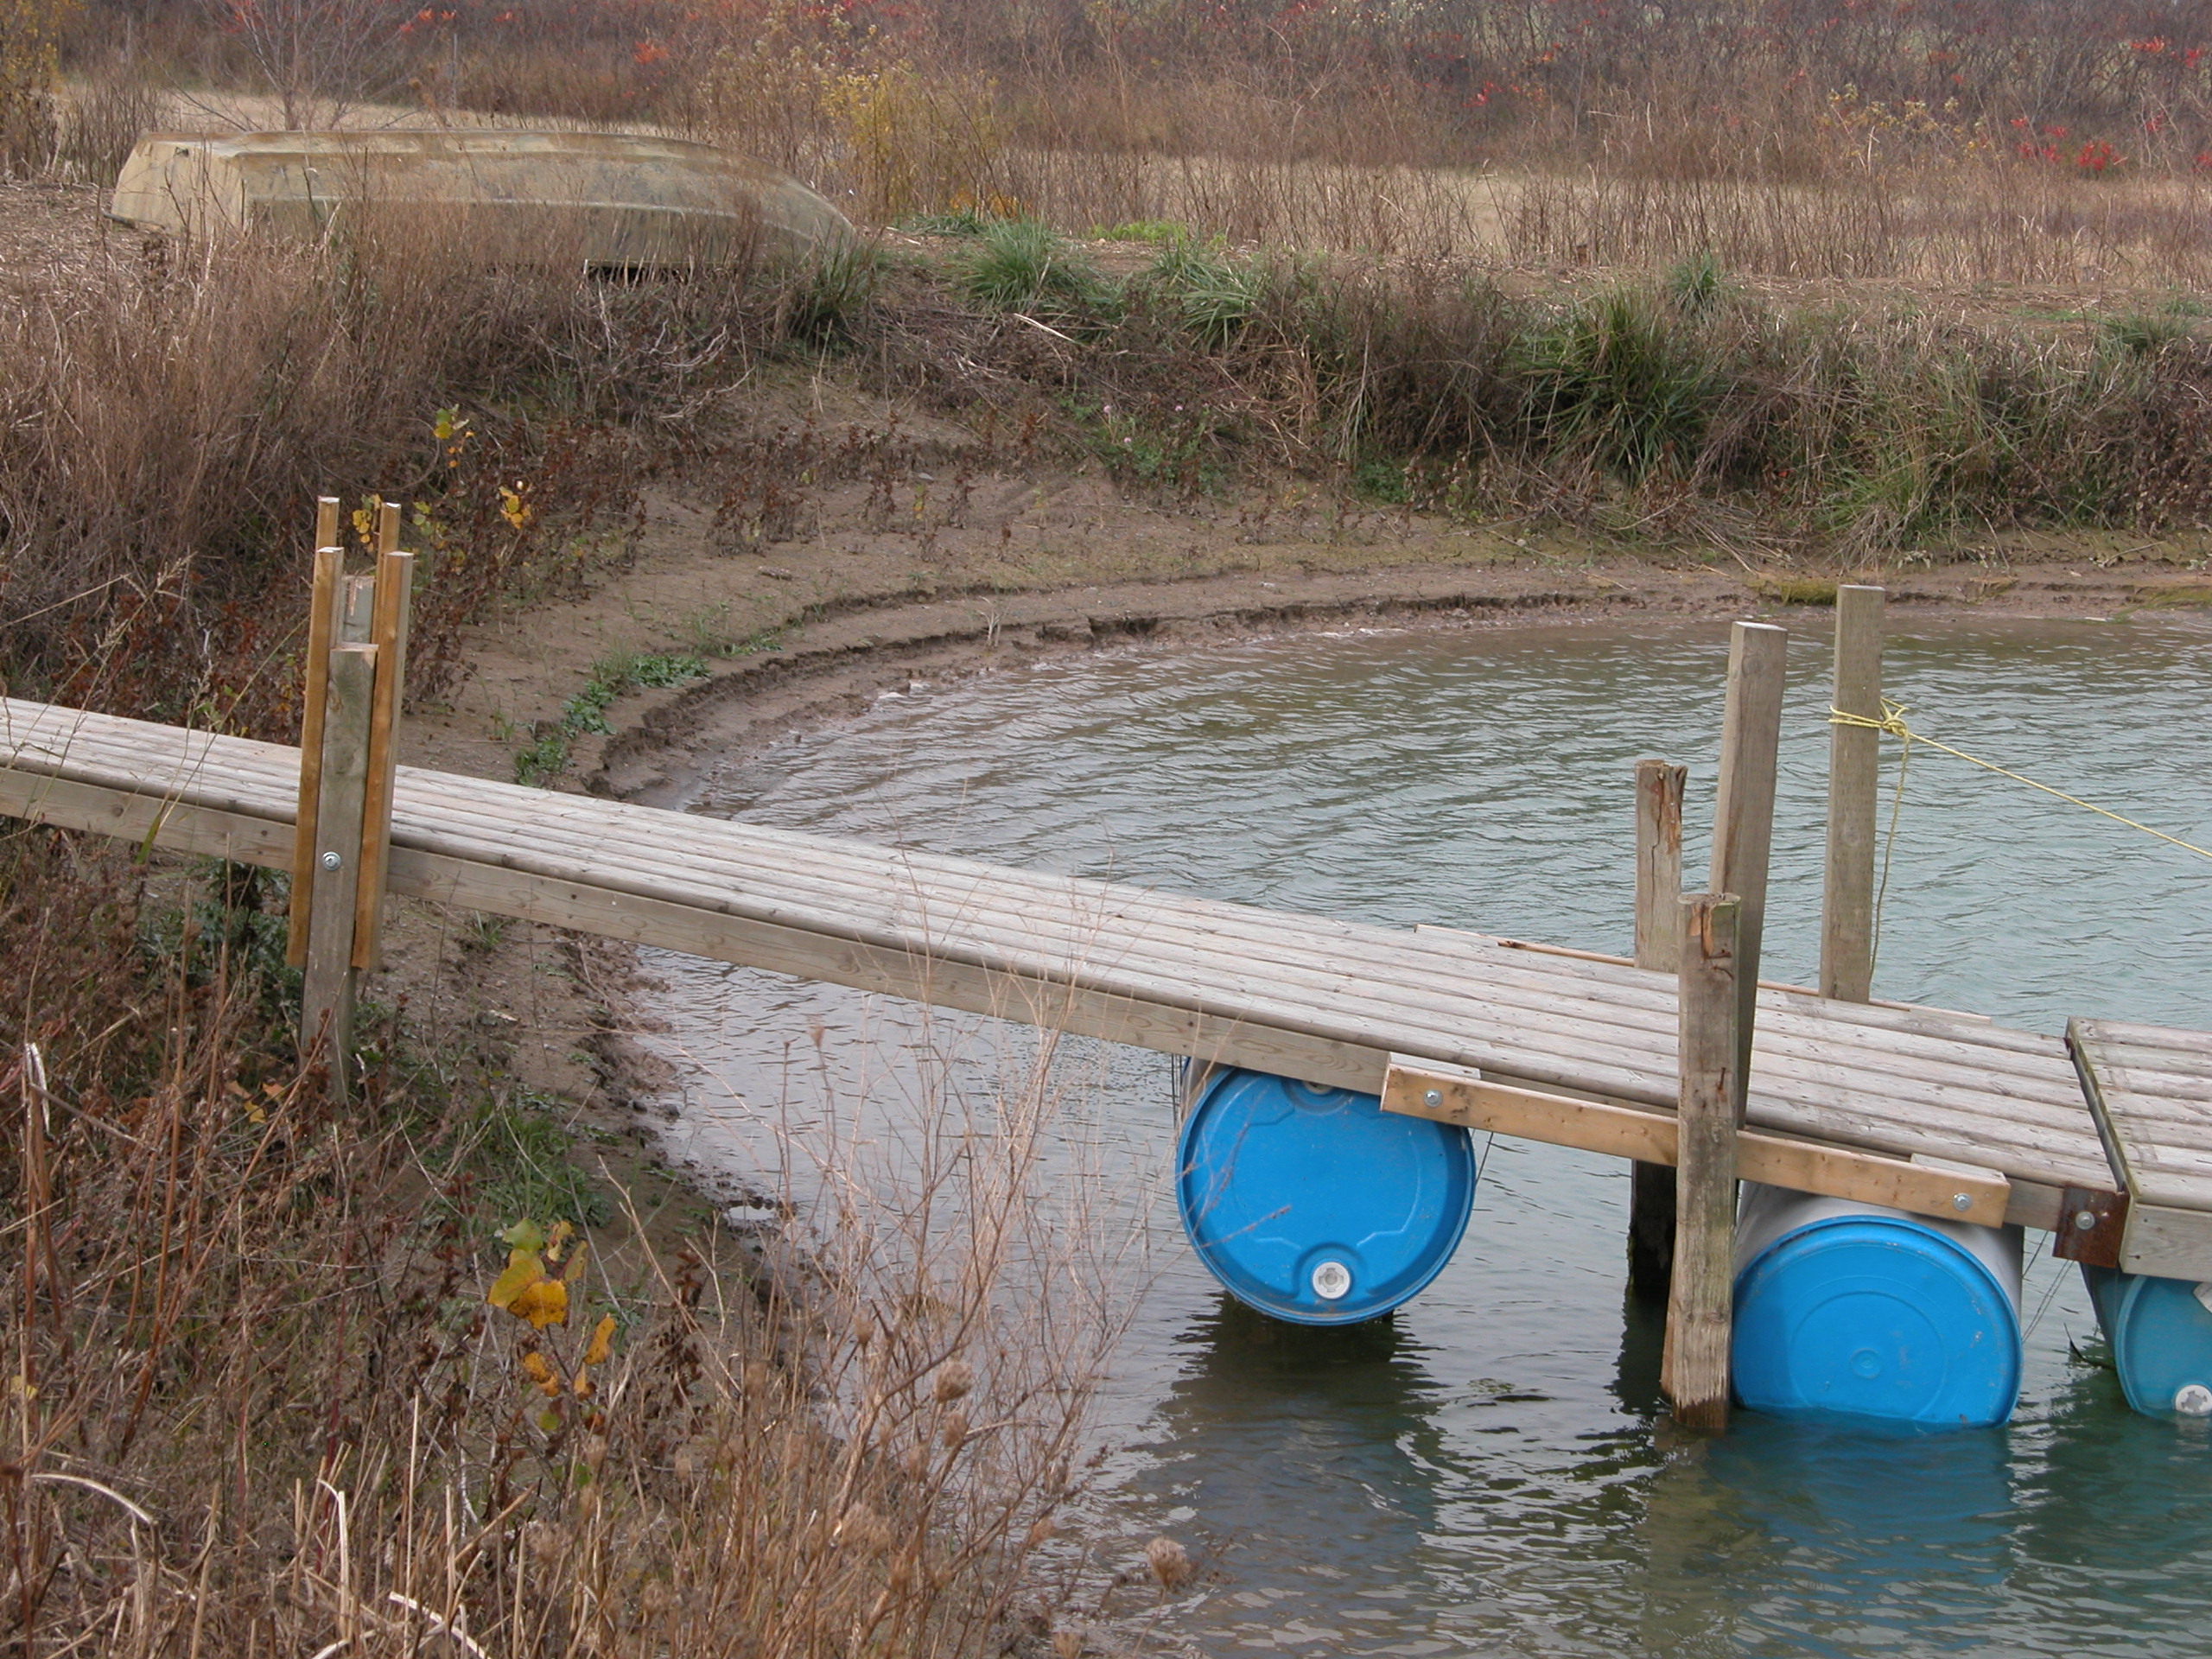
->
[5,690,2190,1263]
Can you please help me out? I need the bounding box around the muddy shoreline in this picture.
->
[579,554,2202,810]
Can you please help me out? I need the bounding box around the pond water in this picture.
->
[640,615,2212,1657]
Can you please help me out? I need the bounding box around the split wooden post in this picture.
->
[1628,757,1688,1296]
[286,504,345,968]
[1665,891,1741,1431]
[1707,620,1787,1111]
[301,643,377,1098]
[353,504,411,970]
[1821,584,1885,1003]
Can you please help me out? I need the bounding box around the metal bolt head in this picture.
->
[1423,1089,1443,1109]
[1952,1192,1972,1212]
[2075,1209,2099,1231]
[319,850,341,870]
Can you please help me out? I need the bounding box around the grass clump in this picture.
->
[1138,240,1274,347]
[1516,289,1718,481]
[957,217,1111,315]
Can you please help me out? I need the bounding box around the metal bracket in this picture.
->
[2051,1185,2130,1268]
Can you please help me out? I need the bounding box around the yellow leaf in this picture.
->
[509,1276,569,1330]
[571,1364,594,1400]
[486,1251,545,1312]
[563,1242,589,1284]
[521,1351,561,1396]
[583,1314,616,1367]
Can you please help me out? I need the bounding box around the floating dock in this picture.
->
[5,557,2210,1427]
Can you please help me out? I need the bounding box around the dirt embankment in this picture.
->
[369,367,2212,1171]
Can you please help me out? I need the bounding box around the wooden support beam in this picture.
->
[1381,1062,2007,1226]
[301,644,375,1098]
[1667,892,1740,1431]
[353,543,412,970]
[285,542,344,968]
[1821,585,1885,1002]
[1629,758,1688,1297]
[1708,621,1787,1112]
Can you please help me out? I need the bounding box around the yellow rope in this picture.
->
[1828,700,2212,863]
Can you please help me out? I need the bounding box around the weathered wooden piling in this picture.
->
[1707,621,1786,1110]
[301,643,376,1095]
[1629,757,1688,1296]
[1821,585,1885,1003]
[285,505,344,969]
[1665,891,1742,1430]
[354,503,412,971]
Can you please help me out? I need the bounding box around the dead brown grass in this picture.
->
[0,828,1125,1656]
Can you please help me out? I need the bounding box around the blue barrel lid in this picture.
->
[2082,1265,2212,1418]
[1733,1214,2023,1428]
[1175,1067,1476,1325]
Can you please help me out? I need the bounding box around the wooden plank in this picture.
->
[286,543,343,968]
[0,767,294,869]
[1708,620,1788,1110]
[397,779,2093,1104]
[382,840,1393,1091]
[389,792,2110,1135]
[0,702,2097,1117]
[2119,1202,2212,1281]
[302,645,373,1098]
[1634,760,1686,975]
[1821,584,1884,1002]
[2071,1019,2212,1214]
[1630,758,1686,1297]
[0,696,2136,1206]
[1668,892,1741,1430]
[0,708,2114,1185]
[1380,1065,2011,1226]
[353,546,413,969]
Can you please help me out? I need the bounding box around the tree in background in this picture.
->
[212,0,402,128]
[1,0,70,173]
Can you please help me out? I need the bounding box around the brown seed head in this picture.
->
[932,1358,974,1402]
[1146,1535,1192,1592]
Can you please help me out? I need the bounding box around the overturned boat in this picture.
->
[107,129,851,264]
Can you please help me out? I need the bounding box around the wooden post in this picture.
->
[1821,585,1885,1003]
[353,539,412,970]
[1628,757,1688,1296]
[1664,891,1741,1431]
[286,537,344,968]
[301,643,376,1099]
[1707,620,1787,1112]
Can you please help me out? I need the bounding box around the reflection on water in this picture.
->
[644,616,2212,1656]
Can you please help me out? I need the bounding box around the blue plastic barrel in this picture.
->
[1175,1067,1477,1325]
[1732,1184,2024,1428]
[2082,1264,2212,1418]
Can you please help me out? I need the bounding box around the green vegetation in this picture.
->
[957,217,1110,315]
[516,650,709,785]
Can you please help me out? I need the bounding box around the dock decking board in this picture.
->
[8,696,2198,1242]
[2071,1019,2212,1277]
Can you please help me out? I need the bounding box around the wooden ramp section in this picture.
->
[0,696,2125,1232]
[2071,1020,2212,1279]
